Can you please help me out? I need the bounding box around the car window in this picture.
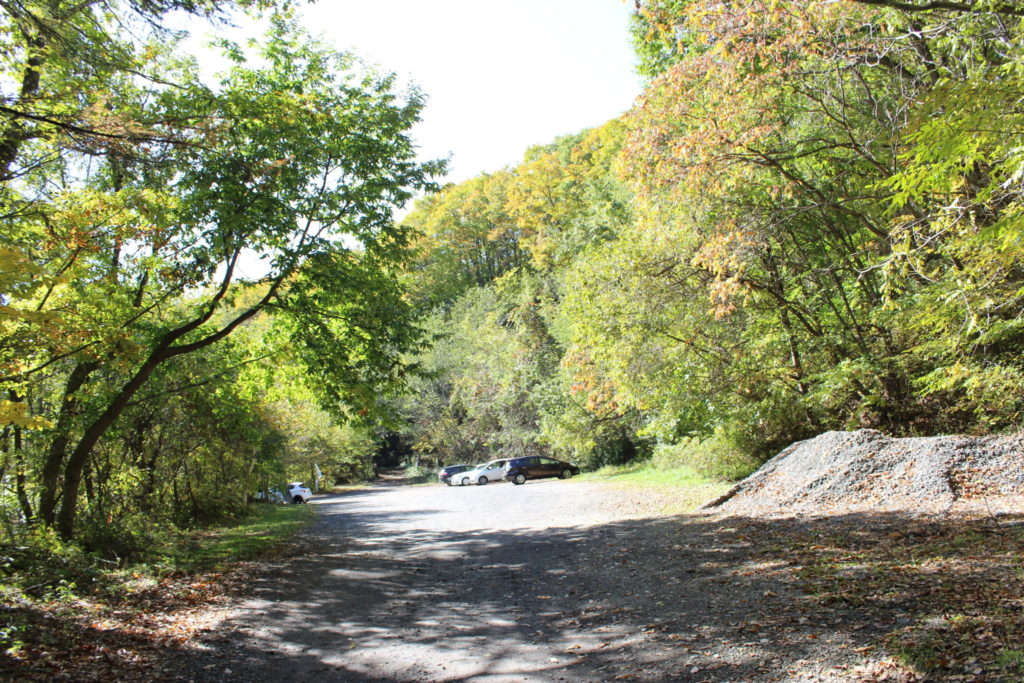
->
[539,458,560,465]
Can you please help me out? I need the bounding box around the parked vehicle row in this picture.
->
[437,457,580,486]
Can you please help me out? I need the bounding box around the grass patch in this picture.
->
[997,648,1024,671]
[170,503,316,573]
[580,463,733,513]
[584,462,721,488]
[328,483,370,494]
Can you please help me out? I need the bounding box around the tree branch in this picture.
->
[124,352,279,408]
[850,0,1024,17]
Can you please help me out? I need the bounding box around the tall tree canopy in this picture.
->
[393,0,1024,478]
[1,4,440,540]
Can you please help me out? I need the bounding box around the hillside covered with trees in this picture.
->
[394,0,1024,480]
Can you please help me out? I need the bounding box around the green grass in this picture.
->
[579,463,733,513]
[583,462,721,487]
[170,503,316,573]
[997,648,1024,670]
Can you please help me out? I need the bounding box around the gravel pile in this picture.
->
[705,429,1024,515]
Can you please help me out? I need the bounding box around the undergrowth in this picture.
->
[0,502,314,605]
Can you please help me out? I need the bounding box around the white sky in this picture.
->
[187,0,643,185]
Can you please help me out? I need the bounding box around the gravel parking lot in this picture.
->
[175,479,691,682]
[165,476,991,682]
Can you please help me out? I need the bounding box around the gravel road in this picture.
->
[167,479,896,682]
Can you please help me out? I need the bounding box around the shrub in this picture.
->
[75,510,174,564]
[0,526,100,597]
[651,428,759,481]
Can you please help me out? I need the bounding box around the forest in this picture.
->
[397,0,1024,478]
[2,0,1023,563]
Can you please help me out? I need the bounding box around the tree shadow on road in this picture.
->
[166,489,1024,682]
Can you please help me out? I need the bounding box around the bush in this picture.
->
[0,526,100,597]
[401,462,436,483]
[76,510,173,564]
[651,428,759,481]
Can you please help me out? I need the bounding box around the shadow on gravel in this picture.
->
[169,490,1024,682]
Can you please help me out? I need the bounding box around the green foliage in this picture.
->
[395,124,647,471]
[0,502,312,613]
[649,431,760,482]
[403,172,526,308]
[1,526,100,597]
[395,0,1024,483]
[0,1,435,545]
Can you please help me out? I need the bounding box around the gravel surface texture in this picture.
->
[706,430,1024,515]
[158,476,970,683]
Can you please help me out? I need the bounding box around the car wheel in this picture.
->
[461,476,470,486]
[560,469,573,479]
[445,480,452,486]
[292,495,305,504]
[513,473,527,485]
[477,476,488,485]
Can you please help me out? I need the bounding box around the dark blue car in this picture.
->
[438,464,471,486]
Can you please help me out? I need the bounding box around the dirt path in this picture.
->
[161,479,1022,682]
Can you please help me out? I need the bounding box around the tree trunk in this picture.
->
[0,31,43,181]
[55,355,162,539]
[38,361,98,526]
[13,424,32,522]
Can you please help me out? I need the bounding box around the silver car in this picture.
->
[464,459,509,486]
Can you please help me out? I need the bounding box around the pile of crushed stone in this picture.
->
[705,429,1024,515]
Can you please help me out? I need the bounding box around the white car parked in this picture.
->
[287,482,312,503]
[463,459,509,486]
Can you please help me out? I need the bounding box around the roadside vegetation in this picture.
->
[5,0,1023,559]
[393,0,1024,483]
[0,0,434,574]
[1,502,313,677]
